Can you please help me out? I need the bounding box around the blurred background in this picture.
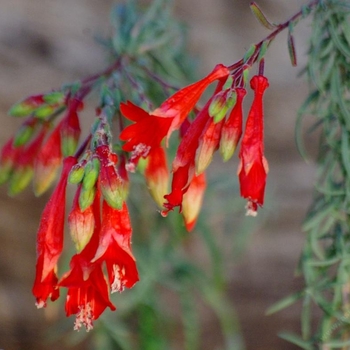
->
[0,0,317,349]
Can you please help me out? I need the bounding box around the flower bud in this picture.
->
[68,185,95,252]
[8,166,33,196]
[8,94,45,117]
[95,145,126,210]
[144,147,169,208]
[14,122,36,147]
[43,91,65,105]
[8,128,47,195]
[0,138,21,184]
[79,185,96,212]
[219,87,246,162]
[33,124,63,196]
[61,101,82,157]
[68,163,85,184]
[82,158,100,190]
[195,118,223,175]
[182,173,206,232]
[34,104,59,119]
[209,89,237,123]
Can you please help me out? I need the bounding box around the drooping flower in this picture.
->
[60,190,116,331]
[163,78,227,215]
[120,64,230,170]
[33,156,77,308]
[181,172,206,231]
[92,201,139,293]
[220,87,246,161]
[238,75,269,216]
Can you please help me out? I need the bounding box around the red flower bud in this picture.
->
[182,173,206,231]
[144,147,169,208]
[220,88,246,162]
[33,121,63,196]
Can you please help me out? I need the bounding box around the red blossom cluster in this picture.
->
[0,60,269,329]
[120,64,270,223]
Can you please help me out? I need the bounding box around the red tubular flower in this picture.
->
[154,64,230,138]
[144,146,169,208]
[182,172,206,231]
[162,108,209,215]
[33,120,63,196]
[238,75,269,216]
[219,87,246,161]
[120,64,230,170]
[92,201,139,293]
[162,162,193,215]
[60,191,116,331]
[32,156,77,308]
[163,78,227,215]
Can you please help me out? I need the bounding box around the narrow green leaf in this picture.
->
[266,291,303,315]
[328,15,350,58]
[278,332,312,349]
[301,294,311,339]
[341,128,350,176]
[287,31,297,66]
[250,2,276,30]
[323,339,350,348]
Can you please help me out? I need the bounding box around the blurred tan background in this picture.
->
[0,0,316,349]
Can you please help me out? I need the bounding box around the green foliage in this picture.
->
[292,0,350,346]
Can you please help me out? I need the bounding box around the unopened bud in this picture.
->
[14,124,35,147]
[8,166,33,196]
[61,104,81,157]
[79,185,96,212]
[69,186,95,252]
[43,91,65,105]
[34,104,59,119]
[68,163,85,184]
[82,158,100,190]
[8,95,45,117]
[209,90,237,123]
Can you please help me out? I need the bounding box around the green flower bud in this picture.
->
[43,91,65,105]
[82,158,100,190]
[79,185,96,212]
[68,163,85,184]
